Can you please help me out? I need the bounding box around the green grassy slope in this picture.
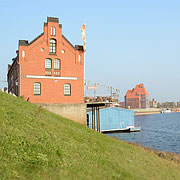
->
[0,92,180,180]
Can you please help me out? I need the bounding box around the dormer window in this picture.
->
[49,39,56,53]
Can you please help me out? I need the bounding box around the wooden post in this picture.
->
[96,107,100,132]
[96,107,98,132]
[98,107,100,132]
[92,107,95,130]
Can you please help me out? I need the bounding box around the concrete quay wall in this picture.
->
[37,103,87,125]
[132,108,162,115]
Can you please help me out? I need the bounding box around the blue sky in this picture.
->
[0,0,180,102]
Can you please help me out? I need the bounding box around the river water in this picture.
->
[107,112,180,154]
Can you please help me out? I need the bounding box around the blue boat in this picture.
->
[87,107,140,133]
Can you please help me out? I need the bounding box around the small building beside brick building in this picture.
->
[125,83,149,109]
[7,17,84,104]
[87,107,135,133]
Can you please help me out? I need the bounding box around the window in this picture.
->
[15,85,18,96]
[8,77,11,86]
[41,48,44,52]
[53,27,56,36]
[51,27,55,36]
[50,39,56,53]
[34,83,41,95]
[54,59,60,70]
[61,49,65,54]
[79,55,81,62]
[51,27,53,36]
[45,58,52,69]
[64,84,71,96]
[22,50,25,58]
[14,65,18,80]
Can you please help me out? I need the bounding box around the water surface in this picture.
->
[107,112,180,154]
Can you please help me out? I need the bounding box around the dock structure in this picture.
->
[87,104,139,133]
[87,103,107,132]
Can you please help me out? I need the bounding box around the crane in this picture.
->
[85,80,120,102]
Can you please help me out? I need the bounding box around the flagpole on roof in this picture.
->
[84,50,86,84]
[80,24,86,84]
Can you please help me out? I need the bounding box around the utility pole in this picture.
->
[110,86,112,102]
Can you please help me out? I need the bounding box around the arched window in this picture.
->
[64,84,71,96]
[50,39,56,53]
[45,58,52,69]
[34,82,41,95]
[54,59,60,70]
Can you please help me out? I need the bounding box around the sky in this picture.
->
[0,0,180,102]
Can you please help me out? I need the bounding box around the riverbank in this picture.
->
[133,108,180,115]
[1,92,180,179]
[125,140,180,164]
[133,108,161,115]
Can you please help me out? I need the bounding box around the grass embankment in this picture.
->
[0,92,180,180]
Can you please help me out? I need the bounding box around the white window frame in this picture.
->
[64,84,71,96]
[49,39,56,53]
[79,55,81,62]
[22,50,25,58]
[51,27,53,36]
[34,82,41,95]
[53,27,56,36]
[54,59,60,70]
[45,58,52,69]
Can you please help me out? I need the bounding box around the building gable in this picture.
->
[8,17,85,104]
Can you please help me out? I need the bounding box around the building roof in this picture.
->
[47,17,59,23]
[125,83,148,98]
[18,17,83,51]
[29,33,44,45]
[62,34,75,49]
[87,107,135,114]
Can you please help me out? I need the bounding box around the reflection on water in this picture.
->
[107,112,180,154]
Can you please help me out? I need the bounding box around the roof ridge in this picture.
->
[62,34,75,49]
[29,32,44,45]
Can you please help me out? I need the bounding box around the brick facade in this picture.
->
[125,83,149,109]
[8,17,84,104]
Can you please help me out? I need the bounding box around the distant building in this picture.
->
[7,17,84,104]
[119,102,125,108]
[150,98,157,108]
[177,102,180,108]
[125,83,149,109]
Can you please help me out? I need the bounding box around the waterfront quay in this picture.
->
[133,108,180,115]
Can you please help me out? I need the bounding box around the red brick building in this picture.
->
[125,83,149,109]
[7,17,84,104]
